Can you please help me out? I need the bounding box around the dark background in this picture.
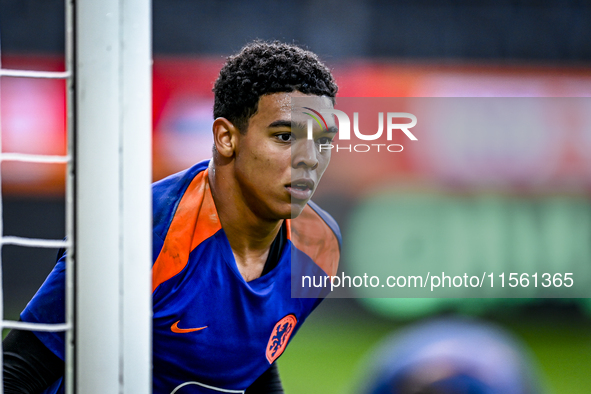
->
[1,0,591,61]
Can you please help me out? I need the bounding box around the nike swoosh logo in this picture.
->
[171,320,208,333]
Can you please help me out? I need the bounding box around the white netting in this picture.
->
[0,1,74,392]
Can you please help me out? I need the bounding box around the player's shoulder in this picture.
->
[152,159,210,241]
[304,200,342,246]
[289,200,341,276]
[153,159,210,201]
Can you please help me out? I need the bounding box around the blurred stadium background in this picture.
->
[1,0,590,393]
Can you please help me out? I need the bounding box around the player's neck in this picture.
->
[208,162,283,281]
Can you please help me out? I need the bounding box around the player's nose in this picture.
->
[292,139,319,170]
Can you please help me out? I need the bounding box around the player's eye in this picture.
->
[276,133,293,143]
[317,136,334,145]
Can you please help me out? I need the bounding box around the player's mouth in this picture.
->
[286,178,315,201]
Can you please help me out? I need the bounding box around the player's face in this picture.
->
[234,91,336,220]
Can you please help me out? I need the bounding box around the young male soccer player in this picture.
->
[3,41,341,393]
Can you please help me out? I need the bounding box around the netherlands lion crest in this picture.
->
[266,314,297,364]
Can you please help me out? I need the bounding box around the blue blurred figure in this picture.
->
[356,318,545,394]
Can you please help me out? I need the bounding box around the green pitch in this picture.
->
[279,299,591,394]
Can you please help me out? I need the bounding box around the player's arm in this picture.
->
[245,362,284,393]
[4,248,67,393]
[3,328,64,394]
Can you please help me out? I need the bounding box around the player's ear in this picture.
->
[212,117,239,158]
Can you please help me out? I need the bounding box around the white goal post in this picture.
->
[74,0,152,393]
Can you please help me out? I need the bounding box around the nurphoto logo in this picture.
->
[303,107,418,153]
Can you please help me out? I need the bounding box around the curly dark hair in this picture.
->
[213,41,338,132]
